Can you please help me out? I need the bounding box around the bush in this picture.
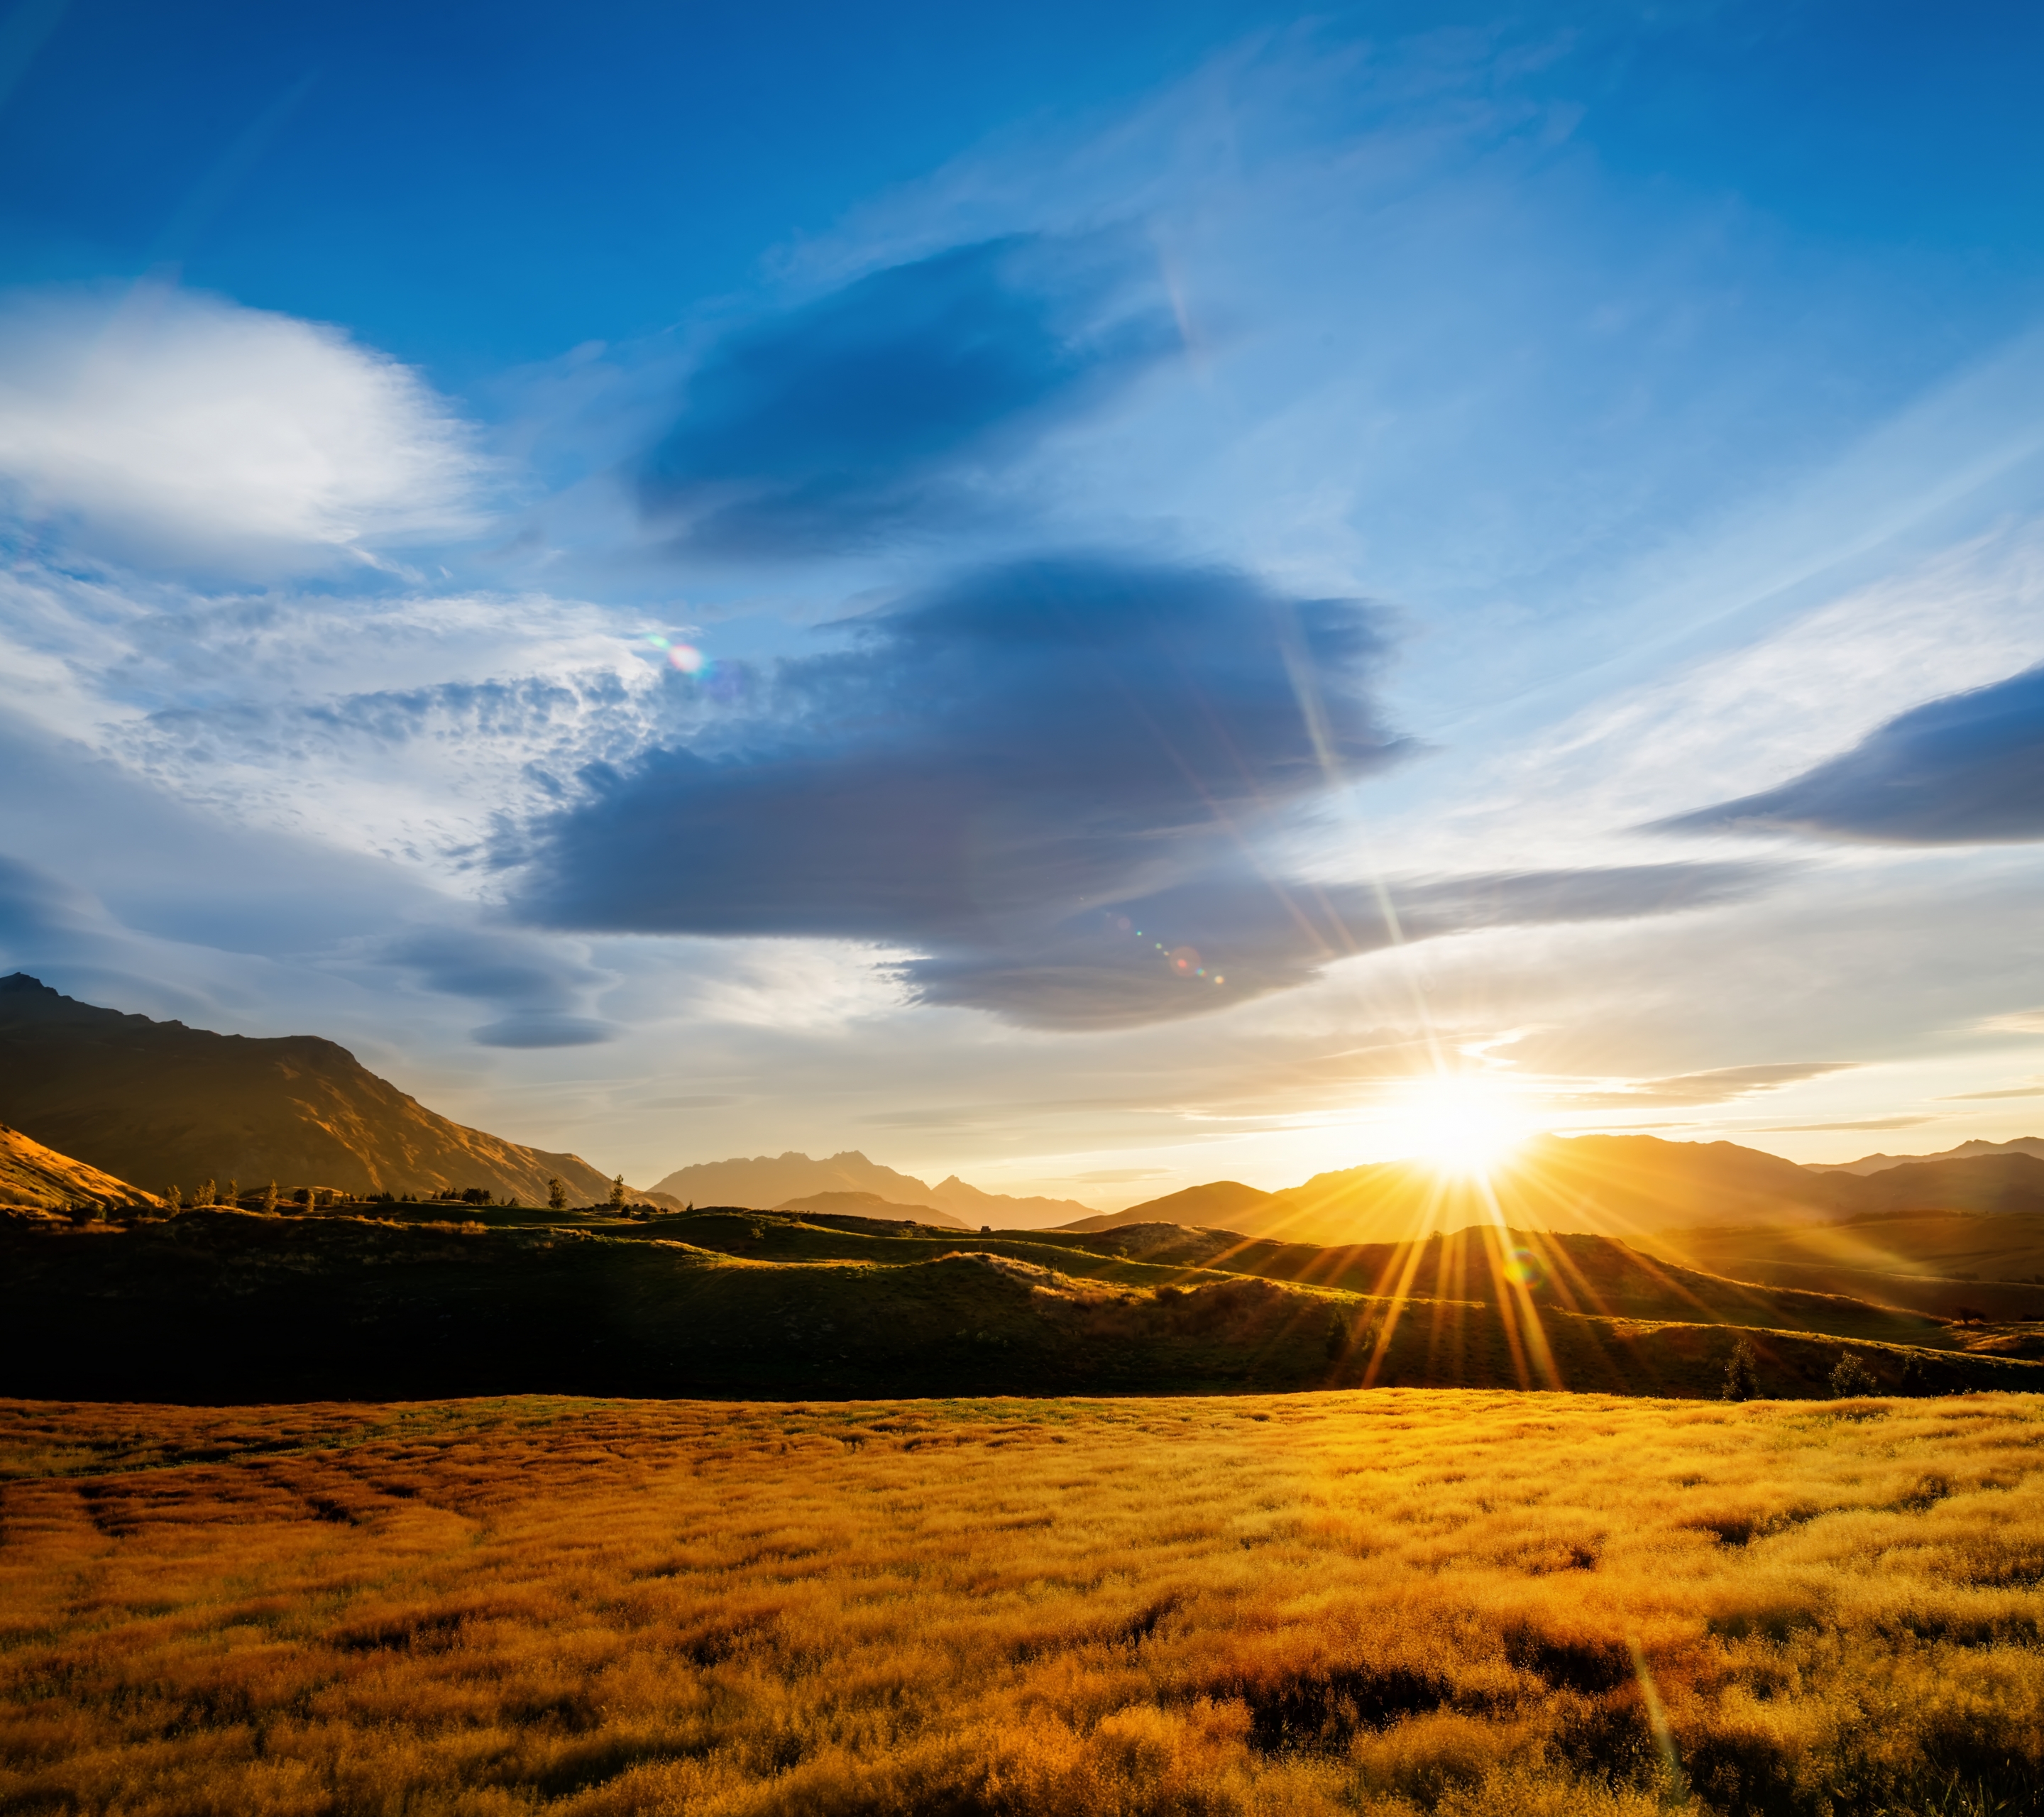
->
[548,1177,568,1212]
[1722,1338,1762,1402]
[1830,1351,1879,1398]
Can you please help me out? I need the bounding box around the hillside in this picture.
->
[648,1148,1096,1226]
[1649,1210,2044,1322]
[771,1189,968,1226]
[1,1200,2031,1403]
[1060,1179,1271,1232]
[0,1124,160,1214]
[0,975,614,1204]
[1811,1133,2044,1174]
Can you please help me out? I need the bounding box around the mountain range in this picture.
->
[649,1150,1097,1226]
[1809,1136,2044,1175]
[1070,1134,2044,1245]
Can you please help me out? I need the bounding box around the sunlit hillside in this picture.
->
[4,1391,2040,1817]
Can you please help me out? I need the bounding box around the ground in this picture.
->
[3,1390,2040,1816]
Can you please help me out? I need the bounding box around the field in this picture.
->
[4,1391,2043,1816]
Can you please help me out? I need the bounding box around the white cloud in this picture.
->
[0,282,488,575]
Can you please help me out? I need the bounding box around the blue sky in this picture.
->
[2,0,2043,1204]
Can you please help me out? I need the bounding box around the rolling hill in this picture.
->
[1647,1210,2044,1322]
[1060,1179,1272,1232]
[0,974,615,1204]
[771,1189,968,1226]
[2,1200,2031,1403]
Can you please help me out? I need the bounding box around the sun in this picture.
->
[1397,1075,1531,1179]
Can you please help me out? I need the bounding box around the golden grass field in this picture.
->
[4,1391,2041,1817]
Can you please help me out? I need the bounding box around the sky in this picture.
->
[2,0,2043,1207]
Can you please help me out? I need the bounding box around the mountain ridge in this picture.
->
[0,974,617,1204]
[1808,1135,2044,1175]
[649,1149,1097,1226]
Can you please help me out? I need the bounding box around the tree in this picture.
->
[296,1185,314,1208]
[196,1179,216,1207]
[165,1185,183,1214]
[1829,1351,1879,1398]
[548,1176,568,1212]
[261,1180,278,1214]
[224,1178,239,1207]
[610,1174,627,1212]
[1722,1338,1762,1402]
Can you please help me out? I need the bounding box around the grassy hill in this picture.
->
[1649,1209,2044,1322]
[1,1202,2031,1404]
[0,1123,160,1214]
[0,974,615,1204]
[1060,1179,1272,1231]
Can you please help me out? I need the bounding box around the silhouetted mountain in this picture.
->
[772,1190,968,1227]
[649,1149,1095,1226]
[1809,1136,2044,1175]
[1059,1180,1272,1233]
[0,975,615,1204]
[0,1123,160,1214]
[1835,1151,2044,1214]
[1077,1136,2044,1248]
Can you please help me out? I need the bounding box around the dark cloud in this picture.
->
[1659,663,2044,843]
[640,236,1180,555]
[897,859,1781,1027]
[385,928,613,1048]
[511,554,1783,1027]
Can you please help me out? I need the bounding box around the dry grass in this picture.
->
[3,1392,2042,1816]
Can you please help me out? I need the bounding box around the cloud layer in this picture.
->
[639,235,1178,556]
[1661,662,2044,844]
[0,283,484,576]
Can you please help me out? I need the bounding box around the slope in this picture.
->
[0,975,613,1204]
[773,1190,968,1227]
[0,1124,160,1214]
[1,1206,2029,1403]
[1647,1212,2044,1322]
[1060,1180,1271,1232]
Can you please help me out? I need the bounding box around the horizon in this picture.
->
[2,2,2043,1206]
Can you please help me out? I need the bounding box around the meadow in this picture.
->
[4,1390,2042,1817]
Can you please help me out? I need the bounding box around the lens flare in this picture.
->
[668,644,705,674]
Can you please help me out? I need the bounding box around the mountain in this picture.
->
[1059,1180,1272,1234]
[1810,1136,2044,1175]
[649,1150,1097,1226]
[0,1123,160,1214]
[1187,1134,1845,1247]
[0,975,615,1204]
[772,1190,969,1228]
[1830,1151,2044,1214]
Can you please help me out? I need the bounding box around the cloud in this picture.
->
[516,552,1399,949]
[1555,1060,1856,1110]
[0,282,485,576]
[384,928,614,1048]
[510,553,1784,1026]
[1939,1085,2044,1100]
[639,235,1179,555]
[1657,662,2044,844]
[1760,1117,1937,1131]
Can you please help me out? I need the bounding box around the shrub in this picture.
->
[1830,1351,1879,1398]
[548,1177,568,1212]
[1722,1338,1762,1402]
